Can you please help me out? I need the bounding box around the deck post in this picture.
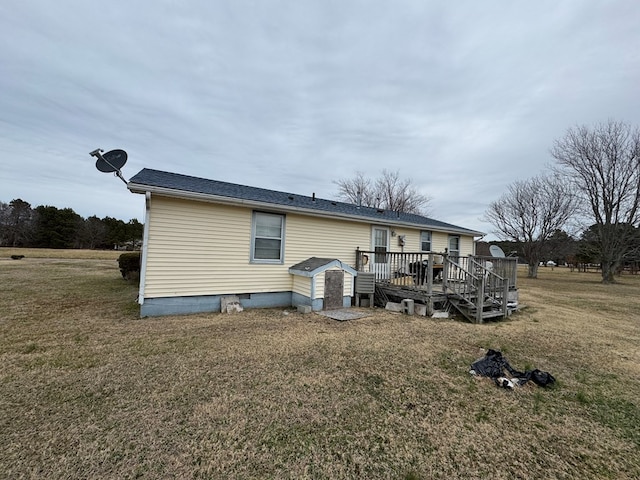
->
[476,274,485,324]
[502,281,509,318]
[442,252,449,293]
[426,253,434,316]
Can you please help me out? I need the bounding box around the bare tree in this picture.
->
[484,175,578,278]
[551,120,640,283]
[334,170,431,215]
[333,171,377,208]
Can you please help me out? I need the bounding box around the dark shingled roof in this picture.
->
[289,257,340,272]
[128,168,482,235]
[289,258,357,277]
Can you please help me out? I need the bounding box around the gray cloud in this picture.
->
[1,1,639,235]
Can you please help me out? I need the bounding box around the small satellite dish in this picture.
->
[95,149,127,172]
[91,148,128,184]
[489,245,506,258]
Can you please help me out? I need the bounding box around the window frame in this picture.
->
[420,231,432,252]
[250,211,285,264]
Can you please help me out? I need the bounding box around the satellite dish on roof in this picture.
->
[489,245,506,258]
[91,148,128,184]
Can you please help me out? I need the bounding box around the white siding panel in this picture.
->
[344,272,354,296]
[314,272,325,299]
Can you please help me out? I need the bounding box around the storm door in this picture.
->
[448,235,460,261]
[371,227,390,280]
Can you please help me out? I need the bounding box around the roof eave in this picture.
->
[128,182,484,237]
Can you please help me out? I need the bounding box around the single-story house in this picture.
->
[127,168,483,316]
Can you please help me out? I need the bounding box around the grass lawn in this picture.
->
[0,250,639,479]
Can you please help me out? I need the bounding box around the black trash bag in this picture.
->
[470,349,524,378]
[470,349,555,388]
[528,369,556,387]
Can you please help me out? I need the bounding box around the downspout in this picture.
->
[138,191,151,306]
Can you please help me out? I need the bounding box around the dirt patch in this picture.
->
[315,308,371,321]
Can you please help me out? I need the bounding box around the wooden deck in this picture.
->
[355,249,519,323]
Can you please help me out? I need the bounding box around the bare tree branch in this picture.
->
[551,120,640,283]
[483,175,578,278]
[334,170,431,215]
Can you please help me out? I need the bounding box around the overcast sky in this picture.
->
[1,1,639,237]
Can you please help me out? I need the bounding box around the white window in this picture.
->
[420,231,432,251]
[251,212,285,263]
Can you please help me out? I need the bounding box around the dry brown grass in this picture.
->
[0,247,122,260]
[0,254,638,479]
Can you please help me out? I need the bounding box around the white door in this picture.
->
[448,235,460,261]
[371,227,390,279]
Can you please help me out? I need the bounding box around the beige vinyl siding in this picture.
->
[292,275,311,297]
[431,233,449,253]
[144,197,288,298]
[285,213,370,268]
[395,228,420,252]
[144,196,370,299]
[380,228,473,256]
[460,235,474,256]
[387,228,436,253]
[143,195,476,299]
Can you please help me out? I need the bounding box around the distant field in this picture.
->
[0,252,638,479]
[0,247,122,260]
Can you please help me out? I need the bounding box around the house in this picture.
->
[127,168,485,317]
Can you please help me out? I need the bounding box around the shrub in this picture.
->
[118,252,141,280]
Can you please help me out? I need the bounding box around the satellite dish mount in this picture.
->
[91,148,128,185]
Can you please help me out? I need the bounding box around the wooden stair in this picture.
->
[447,295,514,323]
[443,258,517,323]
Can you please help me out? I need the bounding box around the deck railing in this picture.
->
[355,250,517,287]
[445,257,511,322]
[355,249,518,320]
[355,249,446,295]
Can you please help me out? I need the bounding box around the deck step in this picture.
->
[447,295,511,323]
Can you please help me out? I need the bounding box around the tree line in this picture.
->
[488,226,640,270]
[0,199,143,250]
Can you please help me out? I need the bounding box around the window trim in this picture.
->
[420,231,432,252]
[250,211,285,264]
